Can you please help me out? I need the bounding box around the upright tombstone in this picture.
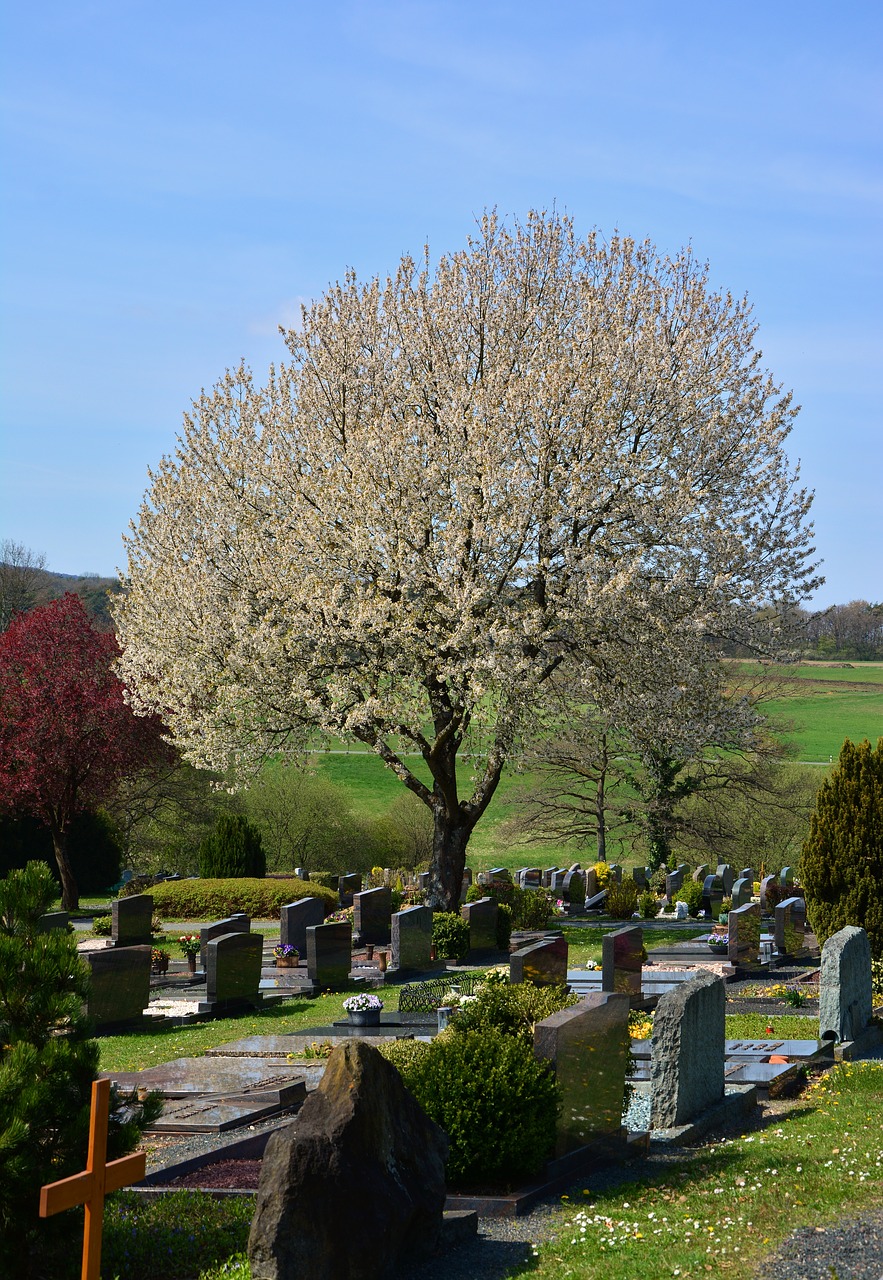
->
[562,868,586,907]
[83,946,152,1029]
[514,868,529,887]
[550,869,567,893]
[602,925,643,999]
[819,926,874,1044]
[759,875,778,913]
[731,877,753,909]
[488,867,511,884]
[583,867,598,900]
[353,887,392,945]
[338,873,362,907]
[692,863,709,884]
[665,868,684,904]
[280,897,325,956]
[700,874,724,920]
[779,866,794,890]
[716,864,735,897]
[775,897,808,958]
[38,911,69,933]
[294,867,309,881]
[542,867,560,889]
[740,867,754,883]
[510,934,568,986]
[522,868,542,889]
[650,971,725,1129]
[631,867,648,892]
[204,932,263,1012]
[460,896,498,953]
[201,914,249,970]
[727,902,761,966]
[112,894,153,946]
[607,863,623,885]
[534,992,630,1155]
[306,921,353,988]
[390,905,433,972]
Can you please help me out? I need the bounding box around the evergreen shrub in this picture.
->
[496,901,513,949]
[198,813,266,879]
[639,889,659,919]
[674,878,703,918]
[432,911,470,961]
[465,882,552,930]
[606,878,639,919]
[450,981,578,1046]
[149,876,337,919]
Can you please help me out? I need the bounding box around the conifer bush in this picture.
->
[802,737,883,958]
[198,812,266,879]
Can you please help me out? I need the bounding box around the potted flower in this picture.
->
[274,943,299,968]
[707,933,729,953]
[179,933,201,974]
[151,947,169,975]
[342,992,384,1026]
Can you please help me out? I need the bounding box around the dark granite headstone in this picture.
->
[534,992,630,1155]
[550,869,567,892]
[562,868,585,905]
[779,865,794,890]
[416,872,431,893]
[650,971,725,1128]
[775,896,808,958]
[391,906,433,971]
[607,863,623,885]
[338,873,362,907]
[760,874,778,913]
[38,911,69,932]
[716,864,735,897]
[354,887,392,945]
[727,902,761,965]
[306,922,352,987]
[510,934,568,986]
[700,873,724,919]
[740,867,754,882]
[112,893,153,946]
[83,945,151,1029]
[460,896,497,952]
[522,868,542,889]
[488,867,511,882]
[631,867,648,891]
[665,868,684,903]
[201,914,249,969]
[205,932,263,1010]
[280,897,325,955]
[731,877,753,909]
[602,925,643,999]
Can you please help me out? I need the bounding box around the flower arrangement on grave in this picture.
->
[273,943,299,960]
[707,933,729,951]
[342,993,384,1013]
[178,933,200,957]
[554,898,567,915]
[328,907,354,924]
[150,947,169,973]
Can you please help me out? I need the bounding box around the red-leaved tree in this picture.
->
[0,594,171,908]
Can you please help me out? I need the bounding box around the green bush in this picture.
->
[199,813,266,879]
[382,1029,559,1185]
[496,901,513,949]
[305,870,340,890]
[465,882,552,930]
[450,981,578,1046]
[148,877,338,919]
[638,889,659,919]
[802,738,883,958]
[605,878,639,920]
[675,878,703,918]
[92,913,112,936]
[432,911,470,961]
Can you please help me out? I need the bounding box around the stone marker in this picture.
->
[488,867,511,883]
[716,864,735,896]
[700,873,724,919]
[692,863,709,884]
[631,867,648,891]
[731,877,753,909]
[650,970,725,1129]
[83,945,151,1029]
[353,887,392,945]
[562,868,585,906]
[534,992,630,1155]
[390,905,433,971]
[740,867,754,882]
[727,902,761,965]
[665,868,684,903]
[607,863,623,885]
[204,932,263,1011]
[779,865,794,889]
[820,926,874,1043]
[774,896,808,958]
[281,897,325,956]
[294,866,309,880]
[510,934,568,986]
[338,873,362,907]
[550,869,567,892]
[38,910,69,932]
[306,922,352,988]
[249,1041,448,1280]
[201,914,249,969]
[111,893,153,946]
[759,874,778,912]
[602,925,643,998]
[522,868,542,888]
[460,896,497,952]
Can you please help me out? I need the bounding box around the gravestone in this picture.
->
[650,971,725,1128]
[416,872,431,894]
[550,869,567,892]
[779,866,794,890]
[38,911,69,932]
[607,863,623,885]
[692,863,709,884]
[338,873,362,907]
[819,926,874,1044]
[83,945,151,1029]
[306,922,353,988]
[460,897,497,953]
[201,914,249,969]
[731,877,753,909]
[700,873,724,920]
[204,932,263,1012]
[759,875,778,912]
[562,868,585,906]
[740,867,754,882]
[112,893,153,946]
[461,867,473,889]
[775,897,808,958]
[522,868,542,889]
[534,992,630,1155]
[631,867,648,891]
[727,902,761,965]
[510,934,568,986]
[665,868,684,903]
[488,867,511,883]
[281,897,325,956]
[353,887,392,945]
[294,867,309,881]
[716,864,735,897]
[583,867,598,899]
[542,867,560,889]
[602,925,643,999]
[390,906,433,972]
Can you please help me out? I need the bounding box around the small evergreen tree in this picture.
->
[801,738,883,958]
[199,812,266,878]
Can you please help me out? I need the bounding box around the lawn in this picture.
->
[766,692,883,761]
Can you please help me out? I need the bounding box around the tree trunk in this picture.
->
[426,808,475,911]
[49,823,79,912]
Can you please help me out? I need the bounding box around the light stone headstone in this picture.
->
[731,877,753,909]
[510,934,568,986]
[280,897,325,956]
[83,945,151,1029]
[112,893,153,946]
[353,886,392,945]
[692,863,710,884]
[650,971,725,1128]
[306,921,353,987]
[460,896,497,952]
[205,932,263,1009]
[602,925,643,998]
[534,992,630,1155]
[819,926,874,1043]
[390,905,433,971]
[583,867,598,899]
[727,902,761,965]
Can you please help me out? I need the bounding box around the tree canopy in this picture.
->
[115,211,821,907]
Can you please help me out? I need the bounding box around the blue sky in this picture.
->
[1,1,880,607]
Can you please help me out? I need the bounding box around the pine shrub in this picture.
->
[198,813,266,879]
[801,738,883,958]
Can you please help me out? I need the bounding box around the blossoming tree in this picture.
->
[114,211,821,908]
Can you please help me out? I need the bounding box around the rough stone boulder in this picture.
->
[248,1039,449,1280]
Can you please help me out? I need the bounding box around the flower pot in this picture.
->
[364,944,374,961]
[376,951,388,973]
[347,1009,381,1027]
[707,943,728,954]
[275,956,296,968]
[186,954,197,975]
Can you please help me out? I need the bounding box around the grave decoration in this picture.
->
[342,992,384,1026]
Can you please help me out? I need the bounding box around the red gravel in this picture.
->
[164,1158,263,1190]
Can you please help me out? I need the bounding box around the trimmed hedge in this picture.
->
[450,981,578,1046]
[145,877,338,920]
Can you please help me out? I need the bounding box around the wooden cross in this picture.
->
[39,1077,147,1280]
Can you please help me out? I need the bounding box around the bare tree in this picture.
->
[0,540,47,630]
